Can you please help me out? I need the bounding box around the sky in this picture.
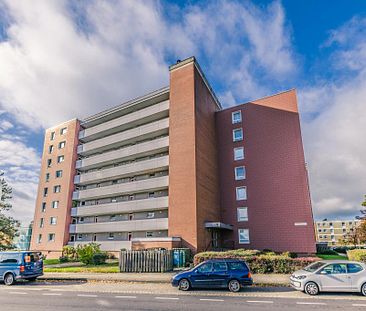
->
[0,0,365,225]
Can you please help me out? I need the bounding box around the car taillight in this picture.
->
[20,265,25,273]
[247,272,252,278]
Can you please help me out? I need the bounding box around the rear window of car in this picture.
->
[24,252,41,263]
[347,263,363,273]
[0,253,19,264]
[228,262,247,271]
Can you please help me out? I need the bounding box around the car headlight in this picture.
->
[295,275,307,280]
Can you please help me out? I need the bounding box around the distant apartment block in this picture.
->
[315,220,360,245]
[30,57,316,258]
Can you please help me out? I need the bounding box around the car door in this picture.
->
[209,262,229,287]
[347,263,365,291]
[190,263,213,288]
[318,263,352,292]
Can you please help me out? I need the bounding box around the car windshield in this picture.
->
[303,261,326,272]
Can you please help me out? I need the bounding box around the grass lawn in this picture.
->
[44,262,119,273]
[316,254,348,260]
[43,258,61,265]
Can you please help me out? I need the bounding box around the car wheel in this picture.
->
[361,283,366,296]
[304,282,319,295]
[178,278,191,291]
[228,279,241,292]
[4,273,15,286]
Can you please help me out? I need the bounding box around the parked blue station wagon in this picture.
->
[171,259,253,292]
[0,251,43,285]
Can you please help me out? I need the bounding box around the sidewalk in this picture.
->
[40,272,290,286]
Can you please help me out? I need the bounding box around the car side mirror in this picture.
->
[320,271,327,275]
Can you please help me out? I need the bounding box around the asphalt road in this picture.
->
[1,281,366,310]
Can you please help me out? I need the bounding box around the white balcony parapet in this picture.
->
[78,118,169,156]
[79,101,169,142]
[69,218,168,234]
[76,136,169,171]
[71,196,168,217]
[73,175,168,200]
[75,156,169,185]
[68,241,132,251]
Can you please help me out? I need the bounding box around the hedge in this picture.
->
[347,249,366,262]
[193,251,319,274]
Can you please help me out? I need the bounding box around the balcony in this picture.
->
[69,218,168,234]
[68,241,132,251]
[76,136,169,171]
[72,175,169,200]
[74,156,169,185]
[71,196,168,217]
[79,101,169,142]
[77,118,169,156]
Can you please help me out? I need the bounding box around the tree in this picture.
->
[357,195,366,220]
[0,171,19,250]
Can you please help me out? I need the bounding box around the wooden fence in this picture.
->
[119,250,173,273]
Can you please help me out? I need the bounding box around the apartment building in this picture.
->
[315,220,360,245]
[30,57,316,258]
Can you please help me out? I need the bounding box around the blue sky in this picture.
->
[0,0,365,224]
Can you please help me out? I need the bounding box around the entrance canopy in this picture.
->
[205,222,233,230]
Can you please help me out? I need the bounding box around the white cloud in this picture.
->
[0,119,13,131]
[300,17,366,220]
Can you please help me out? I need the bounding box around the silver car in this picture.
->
[290,260,366,296]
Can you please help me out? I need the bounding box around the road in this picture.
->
[1,280,366,310]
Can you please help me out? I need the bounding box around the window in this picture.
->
[52,201,59,208]
[238,229,250,244]
[58,141,66,149]
[321,264,347,274]
[108,233,114,240]
[43,187,48,197]
[47,159,52,167]
[56,170,63,178]
[232,110,242,124]
[233,128,243,142]
[228,262,247,271]
[48,145,54,153]
[77,234,83,240]
[234,166,246,180]
[213,262,228,272]
[57,155,65,163]
[148,192,155,198]
[236,186,247,200]
[129,213,134,220]
[45,173,50,182]
[54,185,61,193]
[110,215,116,221]
[234,147,244,160]
[37,234,42,243]
[79,217,84,223]
[50,131,55,140]
[197,263,213,273]
[60,127,67,135]
[347,263,363,273]
[41,202,46,212]
[237,207,248,222]
[146,231,153,238]
[50,217,57,225]
[0,254,19,264]
[48,233,55,242]
[39,218,44,228]
[147,212,155,219]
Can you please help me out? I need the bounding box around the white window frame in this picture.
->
[39,218,44,228]
[237,207,248,222]
[57,155,65,163]
[41,202,46,212]
[58,141,66,149]
[232,128,243,142]
[60,127,67,135]
[108,232,115,240]
[238,229,250,244]
[37,234,42,244]
[54,185,61,193]
[48,233,55,242]
[232,110,242,124]
[234,147,244,161]
[50,131,55,141]
[234,166,246,180]
[52,201,59,209]
[50,217,57,225]
[56,170,63,178]
[236,186,247,200]
[147,212,155,219]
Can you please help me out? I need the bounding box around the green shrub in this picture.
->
[193,250,319,274]
[77,243,102,265]
[92,253,108,265]
[59,256,69,263]
[62,245,78,261]
[318,249,339,255]
[347,249,366,262]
